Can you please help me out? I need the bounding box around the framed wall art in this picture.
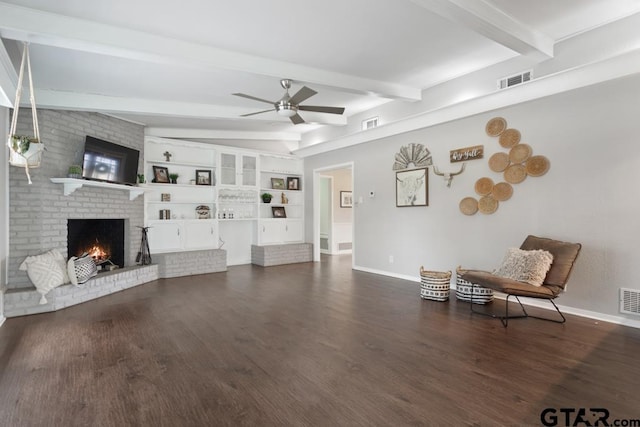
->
[272,206,286,218]
[271,177,285,190]
[396,168,428,207]
[152,166,170,183]
[340,191,353,208]
[195,169,212,185]
[287,177,300,190]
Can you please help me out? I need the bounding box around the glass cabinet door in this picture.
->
[220,153,237,185]
[241,154,257,187]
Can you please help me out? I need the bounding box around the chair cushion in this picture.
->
[493,247,554,286]
[461,270,560,298]
[520,235,581,288]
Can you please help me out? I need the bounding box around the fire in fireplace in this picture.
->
[67,219,125,269]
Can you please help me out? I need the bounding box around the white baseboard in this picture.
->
[0,315,5,328]
[508,296,640,329]
[353,265,421,283]
[353,264,640,329]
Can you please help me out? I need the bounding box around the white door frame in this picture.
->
[319,175,333,255]
[312,162,354,264]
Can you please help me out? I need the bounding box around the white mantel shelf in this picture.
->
[50,178,145,200]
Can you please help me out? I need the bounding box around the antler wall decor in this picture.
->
[433,163,466,187]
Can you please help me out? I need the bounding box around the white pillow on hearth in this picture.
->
[19,249,70,304]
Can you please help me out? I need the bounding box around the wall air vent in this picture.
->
[362,117,379,130]
[620,288,640,315]
[498,70,532,89]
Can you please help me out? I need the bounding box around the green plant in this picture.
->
[137,174,145,183]
[67,165,82,178]
[261,192,273,203]
[67,165,82,177]
[10,134,39,155]
[169,173,179,183]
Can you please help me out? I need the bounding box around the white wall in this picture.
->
[304,73,640,322]
[0,106,8,325]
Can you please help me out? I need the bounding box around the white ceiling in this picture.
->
[1,0,640,150]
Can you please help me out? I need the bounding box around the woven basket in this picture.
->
[419,267,452,302]
[455,266,494,304]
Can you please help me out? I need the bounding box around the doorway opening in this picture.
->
[313,162,354,265]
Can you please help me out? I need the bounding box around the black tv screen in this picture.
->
[82,136,140,186]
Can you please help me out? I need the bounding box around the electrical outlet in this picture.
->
[389,255,394,264]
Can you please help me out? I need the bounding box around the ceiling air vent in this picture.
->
[620,288,640,315]
[498,70,532,89]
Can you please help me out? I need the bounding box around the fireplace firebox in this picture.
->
[67,219,125,269]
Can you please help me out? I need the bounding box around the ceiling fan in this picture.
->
[233,79,345,124]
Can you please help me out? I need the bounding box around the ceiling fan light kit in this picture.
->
[276,103,297,117]
[234,79,345,125]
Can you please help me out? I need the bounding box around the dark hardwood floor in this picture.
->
[1,255,639,426]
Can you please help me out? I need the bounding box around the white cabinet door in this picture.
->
[147,221,182,252]
[259,220,284,245]
[184,220,218,250]
[284,219,303,243]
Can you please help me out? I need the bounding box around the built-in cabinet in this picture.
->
[143,137,304,258]
[257,154,304,245]
[143,137,218,253]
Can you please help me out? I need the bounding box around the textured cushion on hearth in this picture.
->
[19,249,70,304]
[67,254,98,286]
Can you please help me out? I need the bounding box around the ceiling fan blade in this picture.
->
[233,93,275,105]
[289,113,305,125]
[298,105,345,115]
[240,108,275,117]
[288,86,317,105]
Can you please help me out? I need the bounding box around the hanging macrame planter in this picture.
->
[7,42,43,184]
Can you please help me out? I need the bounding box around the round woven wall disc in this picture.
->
[509,143,532,164]
[486,117,507,137]
[489,152,510,172]
[504,164,527,184]
[526,155,550,177]
[459,197,478,215]
[478,195,498,214]
[499,129,521,148]
[474,177,494,196]
[491,182,513,201]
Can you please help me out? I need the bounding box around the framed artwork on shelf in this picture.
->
[272,206,287,218]
[195,169,212,185]
[340,191,353,208]
[287,177,300,190]
[271,177,285,190]
[152,166,170,183]
[396,168,428,207]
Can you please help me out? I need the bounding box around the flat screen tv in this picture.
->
[82,136,140,186]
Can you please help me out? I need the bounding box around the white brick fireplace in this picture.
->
[6,109,152,312]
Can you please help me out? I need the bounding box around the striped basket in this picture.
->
[419,267,452,302]
[455,266,494,304]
